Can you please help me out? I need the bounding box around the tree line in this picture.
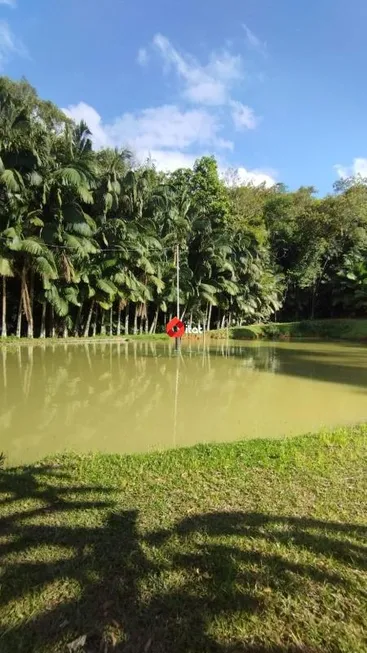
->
[1,76,367,339]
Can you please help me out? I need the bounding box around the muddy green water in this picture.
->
[1,339,367,465]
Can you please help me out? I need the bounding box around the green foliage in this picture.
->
[230,326,259,340]
[1,76,367,339]
[228,319,367,341]
[261,323,282,339]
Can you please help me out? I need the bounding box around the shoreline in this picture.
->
[2,422,367,470]
[1,319,367,347]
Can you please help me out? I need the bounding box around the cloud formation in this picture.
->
[63,101,274,185]
[63,102,231,152]
[334,158,367,179]
[243,23,267,56]
[151,33,261,133]
[62,34,271,186]
[0,0,16,7]
[230,101,259,130]
[0,20,25,70]
[153,33,249,112]
[235,166,275,187]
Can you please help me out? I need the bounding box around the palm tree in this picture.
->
[0,254,14,337]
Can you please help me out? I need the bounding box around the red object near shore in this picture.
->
[166,317,185,338]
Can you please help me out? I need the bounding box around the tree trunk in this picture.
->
[74,304,83,336]
[154,313,159,333]
[27,270,34,339]
[202,303,209,332]
[83,300,94,338]
[189,312,193,329]
[1,276,7,337]
[92,305,97,337]
[116,301,121,336]
[40,303,47,338]
[216,309,221,330]
[109,306,113,336]
[145,312,149,333]
[125,303,130,335]
[139,304,143,335]
[50,306,55,338]
[16,293,22,338]
[310,283,317,320]
[221,314,226,329]
[101,310,106,336]
[63,321,68,338]
[150,307,159,334]
[207,303,213,331]
[21,266,33,339]
[133,304,138,335]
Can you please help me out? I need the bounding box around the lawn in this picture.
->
[0,333,168,348]
[0,426,366,652]
[211,319,367,342]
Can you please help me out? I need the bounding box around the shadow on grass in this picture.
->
[0,464,366,653]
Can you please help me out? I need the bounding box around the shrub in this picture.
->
[261,324,281,339]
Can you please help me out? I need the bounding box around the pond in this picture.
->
[1,339,367,466]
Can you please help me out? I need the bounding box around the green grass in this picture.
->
[210,319,367,342]
[0,333,168,347]
[0,426,366,652]
[2,319,367,347]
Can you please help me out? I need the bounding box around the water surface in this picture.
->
[1,339,367,465]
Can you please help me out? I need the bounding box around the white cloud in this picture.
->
[0,0,16,7]
[0,20,25,70]
[334,158,367,179]
[62,102,111,150]
[62,100,274,184]
[62,28,274,182]
[62,102,232,161]
[236,166,275,187]
[243,23,267,56]
[137,47,149,66]
[107,104,231,151]
[230,100,259,130]
[222,166,276,188]
[139,149,197,171]
[153,33,243,106]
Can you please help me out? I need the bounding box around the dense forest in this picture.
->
[1,76,367,339]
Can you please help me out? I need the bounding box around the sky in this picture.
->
[1,0,367,194]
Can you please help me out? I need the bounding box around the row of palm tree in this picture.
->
[0,77,281,338]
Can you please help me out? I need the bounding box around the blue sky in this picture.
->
[1,0,367,193]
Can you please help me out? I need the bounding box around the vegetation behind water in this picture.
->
[208,318,367,341]
[0,425,366,652]
[2,77,367,340]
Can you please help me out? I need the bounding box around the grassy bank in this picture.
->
[0,426,366,652]
[0,333,168,347]
[210,318,367,342]
[2,319,367,346]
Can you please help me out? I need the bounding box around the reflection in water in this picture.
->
[1,340,367,465]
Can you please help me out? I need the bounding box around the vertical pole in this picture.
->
[176,243,180,352]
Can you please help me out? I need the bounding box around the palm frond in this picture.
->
[20,238,45,256]
[0,257,14,277]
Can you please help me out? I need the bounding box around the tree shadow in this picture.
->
[209,342,367,391]
[0,465,366,652]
